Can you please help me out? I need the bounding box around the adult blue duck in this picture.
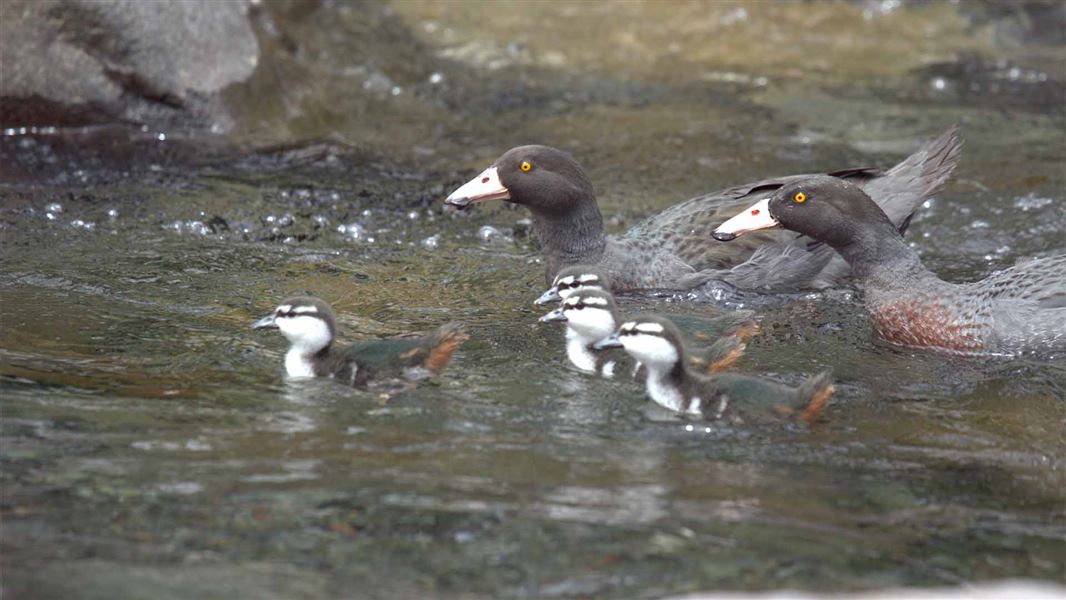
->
[714,176,1066,355]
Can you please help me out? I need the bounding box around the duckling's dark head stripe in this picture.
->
[554,273,602,289]
[619,321,667,337]
[563,295,610,311]
[275,304,322,318]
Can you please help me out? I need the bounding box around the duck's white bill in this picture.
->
[445,166,510,208]
[713,198,779,241]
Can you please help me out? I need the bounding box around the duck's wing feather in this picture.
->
[965,255,1066,352]
[622,174,828,271]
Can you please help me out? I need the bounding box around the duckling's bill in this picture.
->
[538,307,567,323]
[445,166,509,208]
[252,314,278,330]
[535,287,562,305]
[593,334,622,350]
[713,198,778,241]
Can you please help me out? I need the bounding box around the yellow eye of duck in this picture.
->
[794,192,807,203]
[520,161,532,172]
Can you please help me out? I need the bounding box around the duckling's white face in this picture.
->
[617,321,678,366]
[562,295,616,340]
[273,304,332,353]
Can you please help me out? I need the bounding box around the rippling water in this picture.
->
[2,2,1064,598]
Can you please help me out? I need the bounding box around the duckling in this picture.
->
[539,289,754,377]
[252,296,467,385]
[594,315,833,424]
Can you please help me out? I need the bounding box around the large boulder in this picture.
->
[0,0,259,131]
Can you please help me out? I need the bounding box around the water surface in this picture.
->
[2,2,1064,598]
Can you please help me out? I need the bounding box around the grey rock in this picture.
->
[0,0,259,130]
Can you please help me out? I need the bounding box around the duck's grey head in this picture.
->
[594,314,684,368]
[445,145,595,214]
[253,296,336,354]
[535,265,610,305]
[539,288,620,342]
[714,176,895,250]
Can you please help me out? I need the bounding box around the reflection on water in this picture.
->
[2,0,1065,597]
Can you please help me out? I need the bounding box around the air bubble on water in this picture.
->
[970,220,989,229]
[363,69,395,93]
[422,234,441,249]
[71,219,95,230]
[277,213,294,227]
[185,439,212,451]
[45,202,63,213]
[407,210,421,221]
[719,6,747,25]
[158,482,203,495]
[931,77,947,92]
[478,225,504,242]
[312,214,329,226]
[361,209,373,218]
[157,133,166,141]
[167,220,209,235]
[1014,194,1052,211]
[338,223,366,241]
[685,424,694,432]
[107,208,119,219]
[429,72,444,85]
[862,0,901,19]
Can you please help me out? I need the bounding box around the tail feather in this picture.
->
[423,322,468,374]
[795,371,834,425]
[729,319,760,343]
[868,125,962,227]
[703,341,746,373]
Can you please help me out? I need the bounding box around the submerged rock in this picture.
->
[0,0,259,131]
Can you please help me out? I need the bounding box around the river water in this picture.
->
[2,2,1064,598]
